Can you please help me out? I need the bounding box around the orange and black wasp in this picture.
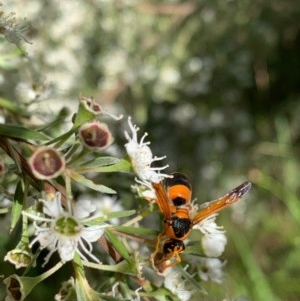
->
[151,172,251,272]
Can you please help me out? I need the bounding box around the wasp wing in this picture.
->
[192,181,251,225]
[152,182,175,219]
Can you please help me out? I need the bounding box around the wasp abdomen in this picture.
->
[166,172,192,207]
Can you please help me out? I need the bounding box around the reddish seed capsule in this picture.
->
[79,122,113,150]
[28,147,65,180]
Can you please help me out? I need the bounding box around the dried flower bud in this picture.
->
[79,122,113,150]
[4,262,63,301]
[54,278,76,301]
[4,248,33,269]
[4,274,27,301]
[80,96,102,113]
[28,147,65,180]
[80,96,123,120]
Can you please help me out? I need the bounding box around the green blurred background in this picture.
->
[1,1,300,300]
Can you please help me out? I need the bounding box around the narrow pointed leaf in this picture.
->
[0,97,28,116]
[85,210,136,226]
[0,124,49,141]
[11,180,25,231]
[83,260,138,276]
[113,225,157,237]
[175,265,207,294]
[76,158,131,174]
[104,229,131,262]
[69,171,116,194]
[81,157,121,168]
[46,127,78,145]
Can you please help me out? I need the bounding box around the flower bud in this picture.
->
[54,278,76,301]
[4,262,63,301]
[4,274,29,301]
[80,96,101,113]
[28,147,65,180]
[80,96,123,120]
[4,249,33,269]
[79,122,113,150]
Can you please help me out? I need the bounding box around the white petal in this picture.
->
[41,192,63,217]
[163,270,192,301]
[202,232,227,257]
[81,226,105,242]
[141,189,156,200]
[125,141,139,158]
[73,199,97,219]
[58,237,77,261]
[77,238,100,263]
[36,230,57,249]
[97,196,123,212]
[198,258,224,284]
[135,145,153,166]
[194,214,224,234]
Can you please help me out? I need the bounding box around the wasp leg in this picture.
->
[153,239,185,273]
[150,232,165,266]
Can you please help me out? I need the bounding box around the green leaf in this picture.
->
[0,124,49,141]
[68,170,116,194]
[0,48,23,69]
[46,126,78,146]
[104,229,132,262]
[75,158,131,174]
[80,156,121,168]
[72,101,96,127]
[0,97,28,116]
[85,210,136,226]
[175,265,207,294]
[11,180,25,231]
[83,260,138,276]
[113,225,158,237]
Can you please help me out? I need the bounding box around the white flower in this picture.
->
[124,117,170,187]
[192,213,227,257]
[201,231,227,257]
[23,192,106,267]
[198,258,225,284]
[163,268,193,301]
[131,184,157,201]
[78,194,124,225]
[95,195,123,215]
[0,11,31,48]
